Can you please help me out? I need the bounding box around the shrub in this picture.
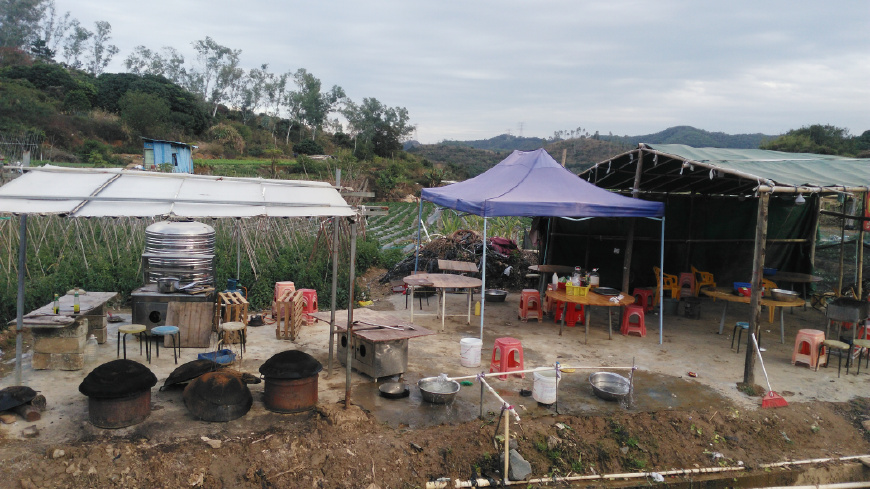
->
[294,139,323,155]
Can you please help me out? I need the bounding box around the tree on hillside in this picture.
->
[37,0,71,55]
[760,124,858,156]
[287,68,345,141]
[190,36,241,116]
[0,0,46,49]
[61,19,90,69]
[342,97,414,159]
[119,91,169,137]
[84,20,118,75]
[124,45,189,88]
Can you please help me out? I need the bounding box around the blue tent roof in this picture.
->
[421,149,664,218]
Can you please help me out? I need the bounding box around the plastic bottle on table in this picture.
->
[73,288,80,314]
[52,294,59,314]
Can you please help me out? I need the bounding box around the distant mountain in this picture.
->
[607,126,777,149]
[438,134,548,152]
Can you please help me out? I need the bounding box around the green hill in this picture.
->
[607,125,776,149]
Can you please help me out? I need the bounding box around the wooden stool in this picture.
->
[217,291,248,341]
[620,304,646,337]
[518,289,543,322]
[816,339,851,377]
[792,329,825,368]
[489,337,525,380]
[632,288,655,312]
[150,325,180,364]
[117,324,148,360]
[299,289,318,325]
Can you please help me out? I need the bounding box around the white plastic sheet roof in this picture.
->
[0,166,355,218]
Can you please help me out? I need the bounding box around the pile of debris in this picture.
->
[380,230,537,290]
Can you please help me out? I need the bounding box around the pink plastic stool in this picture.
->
[299,289,318,325]
[792,329,825,368]
[620,304,646,337]
[632,288,655,312]
[271,281,295,318]
[518,289,543,323]
[489,337,525,380]
[678,273,696,297]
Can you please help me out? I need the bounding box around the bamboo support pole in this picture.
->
[502,408,509,483]
[448,365,634,382]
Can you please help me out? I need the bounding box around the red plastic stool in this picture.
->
[299,289,318,325]
[489,337,525,380]
[678,273,696,297]
[620,304,646,337]
[518,289,543,323]
[792,329,825,368]
[632,288,655,312]
[554,302,585,327]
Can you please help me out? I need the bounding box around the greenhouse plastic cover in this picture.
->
[0,166,355,218]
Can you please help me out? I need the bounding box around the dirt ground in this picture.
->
[2,268,870,488]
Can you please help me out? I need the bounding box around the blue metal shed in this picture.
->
[142,138,197,173]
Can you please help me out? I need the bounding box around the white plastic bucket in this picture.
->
[459,338,483,367]
[532,370,559,404]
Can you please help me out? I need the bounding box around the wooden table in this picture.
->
[764,271,823,309]
[438,259,478,274]
[403,273,482,331]
[546,289,634,344]
[701,287,806,343]
[312,309,434,380]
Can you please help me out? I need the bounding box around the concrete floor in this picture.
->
[1,288,868,443]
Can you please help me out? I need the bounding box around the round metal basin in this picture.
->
[418,377,460,404]
[485,289,507,303]
[589,372,630,402]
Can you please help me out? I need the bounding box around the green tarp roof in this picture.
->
[581,144,870,196]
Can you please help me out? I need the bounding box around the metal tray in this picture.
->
[592,287,620,296]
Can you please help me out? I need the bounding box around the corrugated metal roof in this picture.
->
[0,166,355,218]
[581,144,870,196]
[141,137,197,149]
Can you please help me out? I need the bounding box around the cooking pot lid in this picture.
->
[79,359,157,398]
[184,371,251,406]
[259,350,323,379]
[0,385,38,411]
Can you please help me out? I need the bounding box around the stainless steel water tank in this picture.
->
[144,220,215,285]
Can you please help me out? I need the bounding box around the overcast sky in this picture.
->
[57,0,870,144]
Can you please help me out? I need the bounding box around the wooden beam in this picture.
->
[743,192,769,386]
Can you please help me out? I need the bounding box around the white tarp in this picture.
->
[0,166,355,218]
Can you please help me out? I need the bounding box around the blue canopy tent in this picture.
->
[416,148,667,342]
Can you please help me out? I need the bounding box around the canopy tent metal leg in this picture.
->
[344,217,358,409]
[15,215,27,385]
[479,217,488,340]
[327,170,341,377]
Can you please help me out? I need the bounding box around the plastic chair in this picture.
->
[620,304,646,337]
[632,288,655,312]
[117,324,148,360]
[691,266,716,295]
[518,289,543,323]
[653,267,680,304]
[762,279,778,323]
[489,337,525,380]
[792,329,825,368]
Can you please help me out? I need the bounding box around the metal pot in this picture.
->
[157,277,180,294]
[770,289,800,302]
[418,377,460,404]
[379,382,409,399]
[485,289,507,303]
[589,372,630,402]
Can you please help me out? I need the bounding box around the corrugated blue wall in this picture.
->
[143,141,193,173]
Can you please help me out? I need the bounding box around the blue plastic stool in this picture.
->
[150,325,181,364]
[732,321,759,353]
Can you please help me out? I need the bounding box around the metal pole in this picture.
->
[344,217,358,409]
[327,169,341,377]
[503,408,510,482]
[236,220,241,279]
[479,217,488,340]
[659,216,665,345]
[15,215,27,385]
